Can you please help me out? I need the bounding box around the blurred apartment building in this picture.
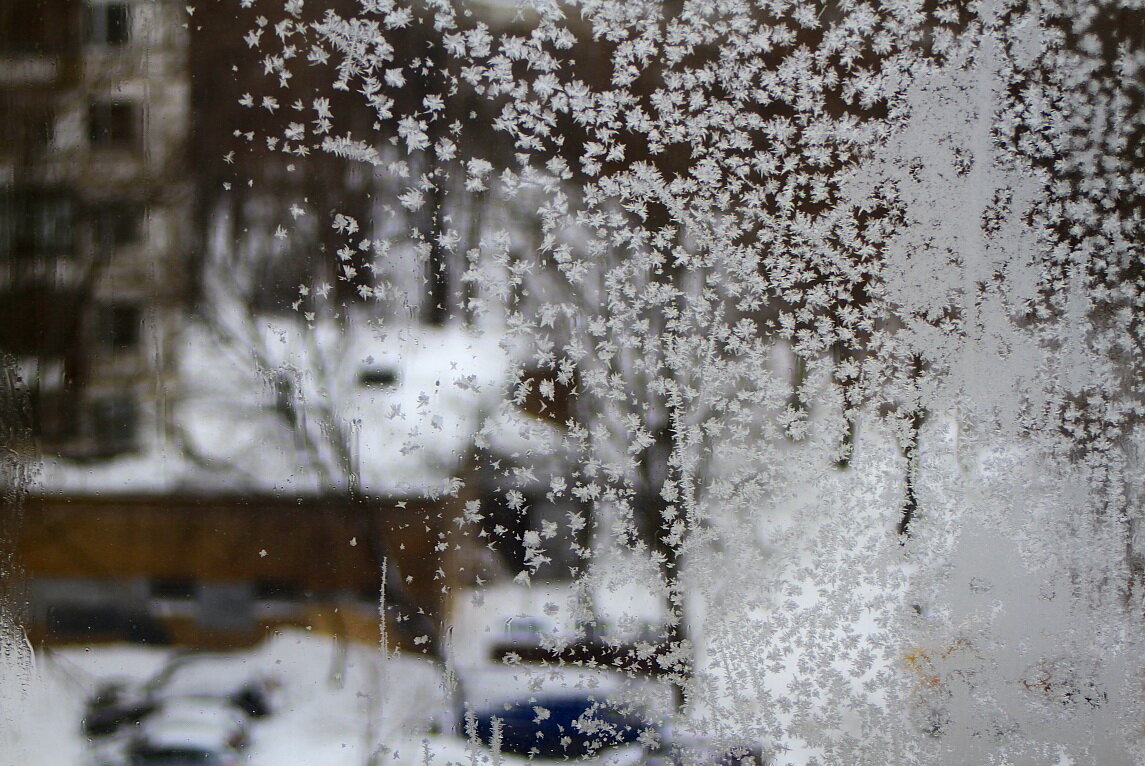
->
[0,0,241,647]
[1,0,190,461]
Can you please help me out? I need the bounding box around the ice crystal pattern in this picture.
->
[234,0,1143,762]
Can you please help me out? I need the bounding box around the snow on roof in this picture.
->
[37,318,513,499]
[475,403,579,488]
[37,450,197,496]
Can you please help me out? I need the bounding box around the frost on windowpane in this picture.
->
[4,0,1139,763]
[220,0,1143,761]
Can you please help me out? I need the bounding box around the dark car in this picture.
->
[460,665,660,759]
[469,694,654,757]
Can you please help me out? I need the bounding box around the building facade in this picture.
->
[1,0,191,462]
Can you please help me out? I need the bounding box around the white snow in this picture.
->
[36,320,512,498]
[7,630,663,766]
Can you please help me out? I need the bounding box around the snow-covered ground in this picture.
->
[5,629,659,766]
[14,381,1141,765]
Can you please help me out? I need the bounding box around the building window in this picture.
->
[88,101,137,148]
[358,367,398,387]
[0,95,54,153]
[0,287,82,357]
[151,578,196,601]
[516,367,577,424]
[198,582,255,630]
[33,193,75,253]
[0,3,76,55]
[89,394,138,454]
[271,371,297,428]
[89,202,142,250]
[96,302,141,351]
[255,580,302,602]
[45,604,164,642]
[0,189,75,257]
[28,387,143,459]
[480,490,583,581]
[85,2,130,47]
[0,193,12,255]
[32,388,80,446]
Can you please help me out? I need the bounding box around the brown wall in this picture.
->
[19,492,468,647]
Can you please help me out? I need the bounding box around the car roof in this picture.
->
[146,654,261,696]
[150,697,247,717]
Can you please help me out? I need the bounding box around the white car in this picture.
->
[136,697,250,751]
[144,653,279,718]
[128,698,248,765]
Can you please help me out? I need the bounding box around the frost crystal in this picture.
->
[229,0,1144,761]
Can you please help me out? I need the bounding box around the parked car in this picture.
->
[83,651,276,753]
[469,694,652,757]
[142,653,278,718]
[84,651,277,738]
[459,666,660,758]
[136,697,251,751]
[123,697,250,766]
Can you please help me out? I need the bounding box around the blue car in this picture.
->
[459,666,660,758]
[469,695,654,757]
